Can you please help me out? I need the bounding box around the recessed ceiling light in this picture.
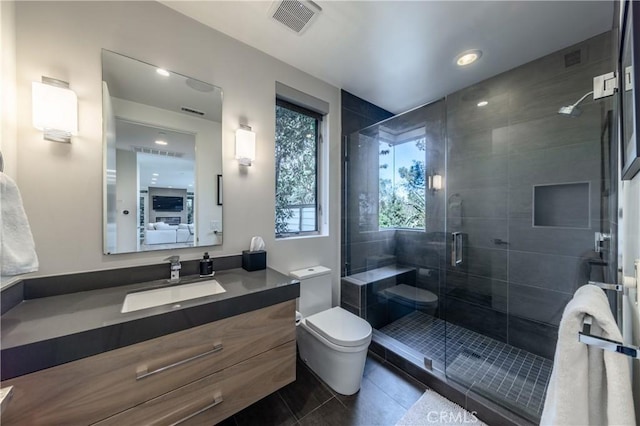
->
[155,140,168,146]
[456,50,482,67]
[156,68,170,77]
[477,101,489,107]
[152,173,159,176]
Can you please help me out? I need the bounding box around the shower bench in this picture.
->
[340,264,417,328]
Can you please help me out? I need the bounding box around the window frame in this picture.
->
[275,98,323,238]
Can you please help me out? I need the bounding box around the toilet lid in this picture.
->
[384,284,438,305]
[305,307,372,347]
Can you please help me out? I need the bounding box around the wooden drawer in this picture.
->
[95,340,296,426]
[1,301,295,425]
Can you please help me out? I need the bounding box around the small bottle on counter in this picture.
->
[199,252,214,277]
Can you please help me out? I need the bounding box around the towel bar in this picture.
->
[579,315,640,359]
[588,281,623,292]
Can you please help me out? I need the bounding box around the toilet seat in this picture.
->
[303,307,372,348]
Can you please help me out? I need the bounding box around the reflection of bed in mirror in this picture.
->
[101,50,223,254]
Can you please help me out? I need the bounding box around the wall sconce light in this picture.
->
[32,77,78,143]
[428,174,443,191]
[235,124,256,166]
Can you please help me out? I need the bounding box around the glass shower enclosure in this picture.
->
[342,31,616,423]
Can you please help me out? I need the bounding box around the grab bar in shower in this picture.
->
[579,315,640,359]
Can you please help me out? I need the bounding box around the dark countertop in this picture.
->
[0,268,299,381]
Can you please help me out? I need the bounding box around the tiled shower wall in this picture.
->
[341,91,394,277]
[343,31,616,360]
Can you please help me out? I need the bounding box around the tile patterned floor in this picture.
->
[218,354,427,426]
[380,311,553,421]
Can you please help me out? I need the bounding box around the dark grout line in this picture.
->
[276,390,301,424]
[297,396,337,423]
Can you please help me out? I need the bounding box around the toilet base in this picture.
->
[297,324,370,395]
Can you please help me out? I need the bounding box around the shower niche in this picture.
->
[533,182,590,228]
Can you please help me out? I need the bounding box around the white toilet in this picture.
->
[291,266,372,396]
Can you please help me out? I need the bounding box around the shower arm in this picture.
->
[571,91,594,108]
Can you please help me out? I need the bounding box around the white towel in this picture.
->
[1,172,39,276]
[540,284,635,426]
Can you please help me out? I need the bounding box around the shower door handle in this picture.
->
[451,232,463,266]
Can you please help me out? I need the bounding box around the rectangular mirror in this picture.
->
[102,49,223,254]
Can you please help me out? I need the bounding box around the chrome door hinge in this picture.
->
[625,66,633,92]
[594,231,611,253]
[593,72,618,100]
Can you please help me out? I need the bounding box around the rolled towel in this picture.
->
[1,172,39,276]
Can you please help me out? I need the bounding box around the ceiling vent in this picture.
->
[564,50,582,68]
[270,0,322,35]
[180,106,205,116]
[132,146,184,158]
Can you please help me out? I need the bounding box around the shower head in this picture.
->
[558,91,594,118]
[558,104,582,117]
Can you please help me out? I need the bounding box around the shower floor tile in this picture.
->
[380,311,553,421]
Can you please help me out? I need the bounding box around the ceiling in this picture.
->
[162,1,613,114]
[103,49,223,122]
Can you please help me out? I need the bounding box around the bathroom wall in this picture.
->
[622,177,640,424]
[0,0,17,179]
[341,90,394,276]
[12,2,341,301]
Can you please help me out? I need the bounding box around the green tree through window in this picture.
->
[379,138,426,229]
[275,99,320,236]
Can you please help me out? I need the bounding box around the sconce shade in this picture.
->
[428,174,443,191]
[235,127,256,166]
[432,174,442,190]
[32,80,78,142]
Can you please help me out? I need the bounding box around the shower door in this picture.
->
[342,100,449,370]
[443,31,617,423]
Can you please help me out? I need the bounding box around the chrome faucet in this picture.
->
[164,255,181,283]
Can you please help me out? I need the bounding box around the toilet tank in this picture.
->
[290,266,332,317]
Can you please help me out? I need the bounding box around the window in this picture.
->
[378,135,426,230]
[275,98,322,237]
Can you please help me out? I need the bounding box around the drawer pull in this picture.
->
[170,394,224,426]
[136,343,223,380]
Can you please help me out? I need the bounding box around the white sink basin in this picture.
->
[121,279,226,313]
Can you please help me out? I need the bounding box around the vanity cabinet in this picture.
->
[0,300,296,425]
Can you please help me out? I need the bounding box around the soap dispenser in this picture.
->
[199,252,214,277]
